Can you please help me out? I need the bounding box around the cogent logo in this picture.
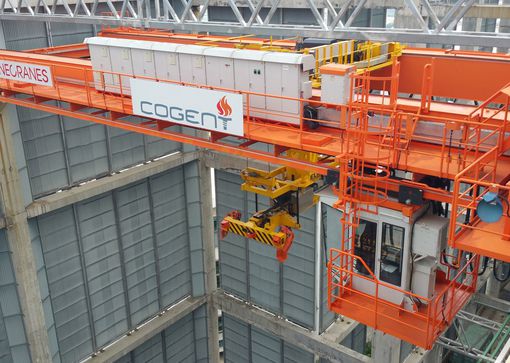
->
[139,95,233,132]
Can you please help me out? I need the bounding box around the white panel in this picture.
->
[154,51,180,82]
[281,64,300,114]
[265,62,282,113]
[234,59,265,110]
[85,38,113,91]
[131,48,156,78]
[206,56,234,89]
[109,46,134,94]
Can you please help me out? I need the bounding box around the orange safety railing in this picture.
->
[448,85,510,260]
[328,249,479,349]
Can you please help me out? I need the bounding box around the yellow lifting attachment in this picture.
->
[220,151,322,262]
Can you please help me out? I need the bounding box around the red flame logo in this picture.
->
[217,96,232,117]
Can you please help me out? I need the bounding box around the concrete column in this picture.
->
[423,344,443,363]
[0,108,52,362]
[372,330,402,363]
[198,158,220,363]
[486,273,503,298]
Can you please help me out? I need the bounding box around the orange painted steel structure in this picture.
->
[0,37,509,348]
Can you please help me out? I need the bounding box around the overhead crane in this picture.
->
[0,27,509,350]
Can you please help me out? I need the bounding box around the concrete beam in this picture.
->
[473,292,510,313]
[213,290,370,363]
[84,296,207,363]
[321,316,359,344]
[26,150,199,218]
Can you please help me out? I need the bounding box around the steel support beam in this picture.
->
[213,290,370,363]
[0,13,507,48]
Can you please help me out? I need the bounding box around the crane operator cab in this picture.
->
[320,189,451,311]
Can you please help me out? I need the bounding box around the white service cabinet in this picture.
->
[153,43,181,82]
[204,48,235,89]
[86,37,114,92]
[107,39,136,94]
[233,51,267,110]
[264,53,314,124]
[178,45,207,85]
[131,42,156,79]
[86,36,316,125]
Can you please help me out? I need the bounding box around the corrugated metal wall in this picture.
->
[29,163,201,363]
[113,304,210,363]
[216,171,328,331]
[223,314,315,363]
[0,230,32,363]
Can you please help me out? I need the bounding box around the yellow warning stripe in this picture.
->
[226,220,282,248]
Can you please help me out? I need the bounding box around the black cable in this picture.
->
[478,256,489,276]
[493,259,510,282]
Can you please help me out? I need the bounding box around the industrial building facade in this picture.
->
[0,3,509,363]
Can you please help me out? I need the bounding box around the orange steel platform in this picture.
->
[329,250,479,349]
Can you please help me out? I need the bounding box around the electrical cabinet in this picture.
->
[107,38,136,94]
[131,42,156,79]
[153,43,181,82]
[412,215,449,259]
[263,53,314,124]
[320,63,356,105]
[233,52,266,110]
[86,37,316,126]
[178,45,207,85]
[204,48,235,89]
[85,37,113,92]
[411,257,437,300]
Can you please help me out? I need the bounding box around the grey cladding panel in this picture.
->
[116,182,159,326]
[192,305,209,363]
[150,168,192,307]
[223,314,250,363]
[0,230,31,363]
[322,204,340,332]
[164,313,196,362]
[282,207,315,329]
[284,342,314,363]
[216,170,316,327]
[37,207,94,363]
[113,304,209,363]
[29,220,61,363]
[49,22,94,46]
[77,194,128,347]
[109,124,145,171]
[251,327,281,363]
[215,172,248,298]
[145,133,181,160]
[18,107,68,197]
[62,117,109,184]
[0,304,12,363]
[132,333,164,363]
[2,20,48,50]
[223,314,314,363]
